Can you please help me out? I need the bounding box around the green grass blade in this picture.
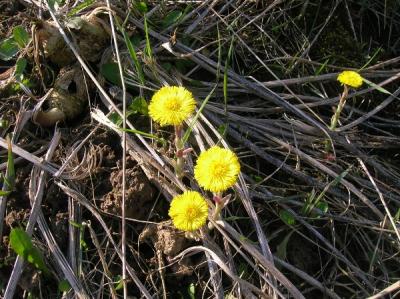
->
[182,84,217,144]
[362,78,392,95]
[119,127,166,145]
[121,28,145,85]
[359,47,382,70]
[144,16,153,60]
[315,59,329,76]
[67,0,95,17]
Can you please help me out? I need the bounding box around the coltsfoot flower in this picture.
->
[169,191,209,231]
[148,86,196,126]
[337,71,363,88]
[194,146,241,193]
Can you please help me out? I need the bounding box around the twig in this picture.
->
[104,0,128,297]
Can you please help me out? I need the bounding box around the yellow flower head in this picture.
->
[169,191,209,231]
[148,86,196,126]
[194,146,240,193]
[337,71,363,88]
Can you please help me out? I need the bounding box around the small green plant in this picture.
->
[279,210,296,226]
[113,275,124,291]
[9,228,49,274]
[0,25,30,61]
[302,189,329,217]
[134,1,148,14]
[58,279,71,293]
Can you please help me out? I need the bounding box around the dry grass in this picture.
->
[1,0,400,298]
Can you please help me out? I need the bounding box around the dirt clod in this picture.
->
[49,212,69,248]
[37,14,109,67]
[140,222,194,277]
[101,164,154,220]
[140,222,187,256]
[33,65,89,126]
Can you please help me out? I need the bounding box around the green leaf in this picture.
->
[394,208,400,222]
[162,10,183,28]
[12,26,30,48]
[67,0,95,17]
[27,292,37,299]
[251,174,263,183]
[80,237,88,251]
[188,283,195,299]
[27,248,49,273]
[100,63,122,85]
[47,0,56,9]
[47,0,64,10]
[9,228,49,274]
[114,275,124,291]
[58,279,71,292]
[129,97,148,115]
[0,37,19,61]
[69,220,83,228]
[135,1,148,14]
[0,118,9,128]
[315,201,329,214]
[279,210,296,226]
[108,111,122,126]
[15,58,27,82]
[0,190,11,196]
[10,230,31,259]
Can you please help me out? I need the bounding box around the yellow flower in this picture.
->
[169,191,209,231]
[337,71,363,88]
[194,146,240,193]
[148,86,196,126]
